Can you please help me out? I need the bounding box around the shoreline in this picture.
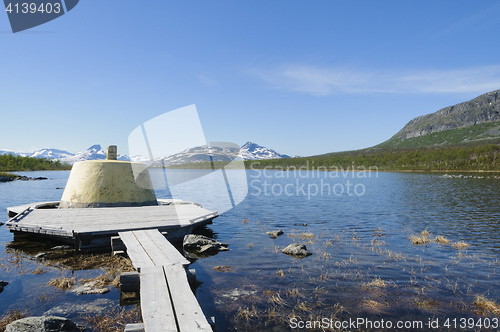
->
[7,168,500,174]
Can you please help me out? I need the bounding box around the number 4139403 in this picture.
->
[5,2,61,14]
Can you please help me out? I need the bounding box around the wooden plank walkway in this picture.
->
[5,201,218,249]
[117,229,212,332]
[118,229,190,270]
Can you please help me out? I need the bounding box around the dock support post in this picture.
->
[120,271,140,292]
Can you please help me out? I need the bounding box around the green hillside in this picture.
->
[248,91,500,172]
[374,121,500,150]
[246,144,499,171]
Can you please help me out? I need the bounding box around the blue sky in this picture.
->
[1,1,500,157]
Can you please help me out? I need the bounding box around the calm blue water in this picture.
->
[1,170,499,331]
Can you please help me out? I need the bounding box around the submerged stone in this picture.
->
[183,234,229,253]
[266,230,284,237]
[71,281,109,295]
[281,243,312,257]
[0,280,8,293]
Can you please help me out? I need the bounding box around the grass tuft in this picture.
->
[452,241,469,249]
[213,265,233,272]
[82,306,142,332]
[473,296,500,315]
[435,236,450,244]
[47,276,76,290]
[364,277,387,288]
[410,235,430,245]
[0,309,27,332]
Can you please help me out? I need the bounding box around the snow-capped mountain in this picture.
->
[2,142,291,165]
[239,142,291,160]
[30,148,73,160]
[0,149,19,156]
[56,145,130,164]
[152,145,240,167]
[149,142,290,166]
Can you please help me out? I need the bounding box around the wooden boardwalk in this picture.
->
[6,200,218,250]
[5,201,217,331]
[116,229,212,332]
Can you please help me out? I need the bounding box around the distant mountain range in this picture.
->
[0,142,291,165]
[376,89,500,149]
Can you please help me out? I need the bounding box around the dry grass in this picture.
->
[276,269,285,278]
[473,296,500,315]
[410,235,430,245]
[213,265,233,272]
[263,289,276,296]
[46,255,135,290]
[295,301,311,312]
[268,293,286,307]
[361,299,386,313]
[52,253,135,272]
[31,267,46,274]
[435,236,450,244]
[421,229,430,237]
[0,309,26,332]
[82,306,142,332]
[235,306,259,321]
[364,277,387,288]
[287,232,315,240]
[452,242,469,249]
[47,276,76,290]
[286,288,301,297]
[247,243,254,248]
[79,270,119,289]
[298,233,315,240]
[241,218,249,223]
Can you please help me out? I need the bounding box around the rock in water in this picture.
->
[266,230,284,237]
[0,280,8,293]
[183,234,229,253]
[71,281,109,295]
[5,316,82,332]
[281,243,312,257]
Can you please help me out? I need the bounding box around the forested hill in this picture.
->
[0,154,70,172]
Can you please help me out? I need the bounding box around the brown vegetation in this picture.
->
[47,276,76,290]
[473,296,500,315]
[0,309,26,332]
[82,306,142,332]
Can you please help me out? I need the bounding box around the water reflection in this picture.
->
[0,170,499,331]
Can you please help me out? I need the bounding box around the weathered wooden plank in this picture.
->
[7,204,217,238]
[118,231,154,270]
[164,265,212,332]
[133,230,189,267]
[124,323,145,332]
[140,266,177,332]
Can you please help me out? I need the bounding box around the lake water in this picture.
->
[0,170,499,331]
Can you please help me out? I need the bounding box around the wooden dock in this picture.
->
[5,200,218,331]
[5,200,218,250]
[114,229,213,332]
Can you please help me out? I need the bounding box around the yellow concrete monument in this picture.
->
[59,145,157,208]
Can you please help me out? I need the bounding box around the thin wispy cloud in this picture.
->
[436,3,500,37]
[251,64,500,96]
